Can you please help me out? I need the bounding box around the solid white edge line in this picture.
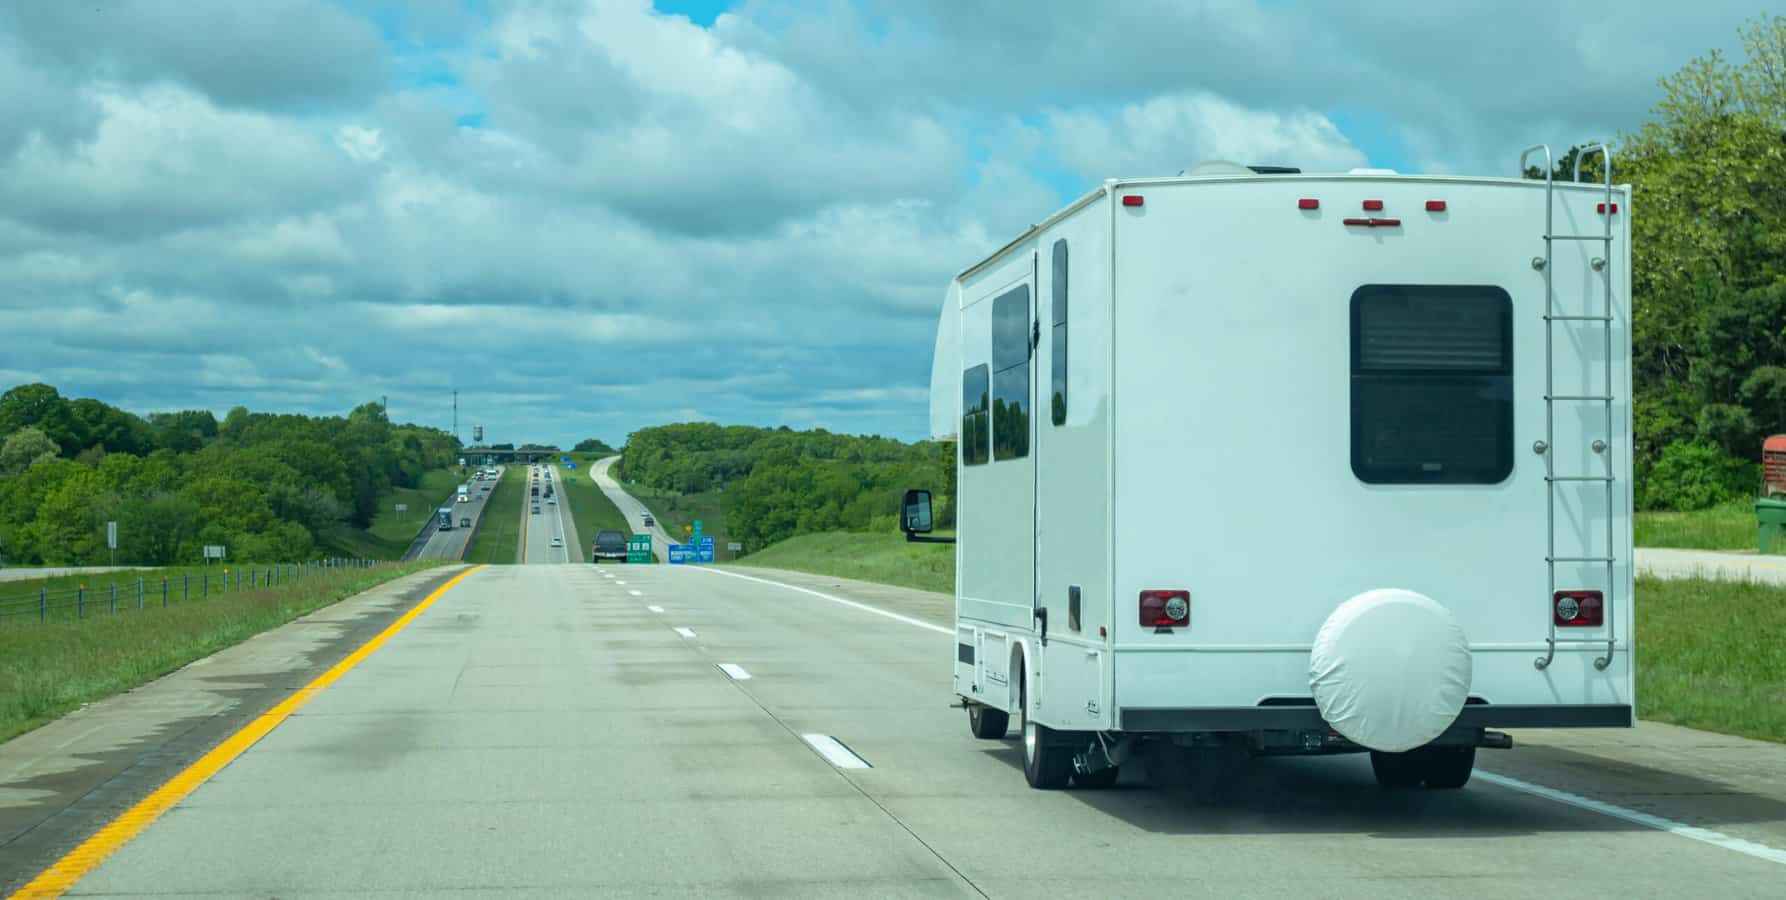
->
[802,733,870,769]
[686,565,1786,868]
[647,605,664,613]
[673,626,696,638]
[1474,772,1786,866]
[717,663,751,681]
[685,566,952,636]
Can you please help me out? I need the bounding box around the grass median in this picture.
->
[1636,573,1786,743]
[625,482,732,553]
[556,455,631,562]
[734,530,954,594]
[0,559,452,744]
[466,466,524,564]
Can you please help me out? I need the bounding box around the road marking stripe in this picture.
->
[802,734,871,769]
[628,589,642,596]
[688,565,1786,867]
[685,566,951,636]
[647,605,664,613]
[673,626,696,638]
[717,663,751,681]
[5,565,487,900]
[1475,772,1786,866]
[615,580,627,585]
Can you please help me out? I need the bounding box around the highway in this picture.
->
[411,467,503,560]
[3,563,1784,898]
[521,463,577,565]
[592,454,678,561]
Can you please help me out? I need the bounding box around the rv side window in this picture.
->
[1350,285,1513,484]
[1051,240,1067,426]
[992,285,1031,460]
[962,364,990,466]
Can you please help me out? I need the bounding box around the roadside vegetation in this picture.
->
[1634,501,1754,551]
[733,531,955,595]
[0,383,460,565]
[1636,574,1786,743]
[465,466,524,564]
[554,455,630,561]
[0,559,452,743]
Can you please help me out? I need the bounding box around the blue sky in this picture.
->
[0,0,1767,448]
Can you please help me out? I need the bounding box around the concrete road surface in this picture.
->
[6,564,1783,898]
[592,455,678,560]
[521,464,576,564]
[1634,547,1786,584]
[412,466,504,560]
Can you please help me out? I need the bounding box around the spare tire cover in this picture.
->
[1309,589,1472,752]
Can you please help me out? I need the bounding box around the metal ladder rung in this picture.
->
[1549,475,1613,483]
[1548,556,1615,563]
[1545,394,1612,401]
[1546,315,1612,322]
[1546,234,1614,242]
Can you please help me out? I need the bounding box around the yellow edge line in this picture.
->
[6,564,487,900]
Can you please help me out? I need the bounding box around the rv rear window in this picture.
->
[1351,285,1513,484]
[962,364,990,466]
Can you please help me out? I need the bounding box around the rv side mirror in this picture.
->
[901,489,934,534]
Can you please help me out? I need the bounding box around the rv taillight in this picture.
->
[1362,199,1384,211]
[1554,590,1604,627]
[1122,195,1144,207]
[1597,202,1620,214]
[1298,198,1319,210]
[1139,590,1191,628]
[1425,200,1447,211]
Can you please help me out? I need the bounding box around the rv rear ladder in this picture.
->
[1522,143,1618,673]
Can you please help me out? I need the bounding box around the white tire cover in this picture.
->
[1309,589,1472,752]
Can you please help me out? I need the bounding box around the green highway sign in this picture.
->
[627,534,653,564]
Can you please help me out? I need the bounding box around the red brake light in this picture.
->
[1122,195,1144,207]
[1362,199,1384,211]
[1554,590,1604,627]
[1139,590,1190,628]
[1298,198,1319,210]
[1596,202,1619,214]
[1425,200,1447,211]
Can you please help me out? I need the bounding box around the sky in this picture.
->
[0,0,1768,448]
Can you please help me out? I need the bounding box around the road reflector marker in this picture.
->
[717,663,751,680]
[647,605,664,613]
[673,626,696,638]
[628,589,642,596]
[802,734,871,769]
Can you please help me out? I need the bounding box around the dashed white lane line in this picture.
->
[1474,772,1786,867]
[628,589,642,596]
[616,580,628,585]
[802,734,870,769]
[647,605,664,613]
[682,564,1786,868]
[717,663,751,681]
[673,626,696,639]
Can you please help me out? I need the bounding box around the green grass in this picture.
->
[735,530,955,594]
[625,482,732,554]
[0,564,343,623]
[317,466,463,559]
[555,455,631,562]
[1636,574,1786,743]
[1635,500,1756,551]
[465,466,524,564]
[0,559,451,743]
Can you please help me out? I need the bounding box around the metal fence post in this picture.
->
[109,582,116,614]
[39,588,46,623]
[137,577,143,610]
[163,577,169,607]
[78,585,84,618]
[203,572,208,597]
[184,573,189,602]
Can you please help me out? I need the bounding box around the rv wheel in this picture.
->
[1369,750,1426,789]
[1421,746,1476,789]
[967,703,1009,739]
[1018,665,1072,789]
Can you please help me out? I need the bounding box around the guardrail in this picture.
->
[0,558,381,625]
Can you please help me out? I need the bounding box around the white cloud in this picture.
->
[1047,92,1368,178]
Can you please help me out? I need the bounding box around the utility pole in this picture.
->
[452,390,459,444]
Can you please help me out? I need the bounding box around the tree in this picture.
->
[574,438,616,453]
[0,426,60,477]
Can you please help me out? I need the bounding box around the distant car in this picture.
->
[593,529,628,563]
[460,517,471,527]
[548,496,556,505]
[531,506,540,514]
[550,536,563,548]
[642,514,654,527]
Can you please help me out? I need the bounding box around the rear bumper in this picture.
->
[1119,703,1633,733]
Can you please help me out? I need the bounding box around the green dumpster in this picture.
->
[1757,497,1786,554]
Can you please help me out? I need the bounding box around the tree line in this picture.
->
[617,422,953,551]
[0,383,459,565]
[1539,16,1786,509]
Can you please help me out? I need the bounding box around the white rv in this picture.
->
[903,146,1633,791]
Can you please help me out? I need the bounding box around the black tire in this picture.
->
[1422,746,1476,789]
[1018,663,1072,789]
[1072,765,1121,789]
[967,703,1010,739]
[1370,750,1426,789]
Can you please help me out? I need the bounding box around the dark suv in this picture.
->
[592,530,628,563]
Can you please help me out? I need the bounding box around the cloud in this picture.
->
[1046,93,1367,178]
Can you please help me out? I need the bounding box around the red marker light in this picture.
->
[1362,199,1384,211]
[1596,202,1619,214]
[1122,195,1144,207]
[1298,198,1319,210]
[1425,200,1447,212]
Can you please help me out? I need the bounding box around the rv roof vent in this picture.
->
[1348,167,1399,175]
[1180,161,1302,176]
